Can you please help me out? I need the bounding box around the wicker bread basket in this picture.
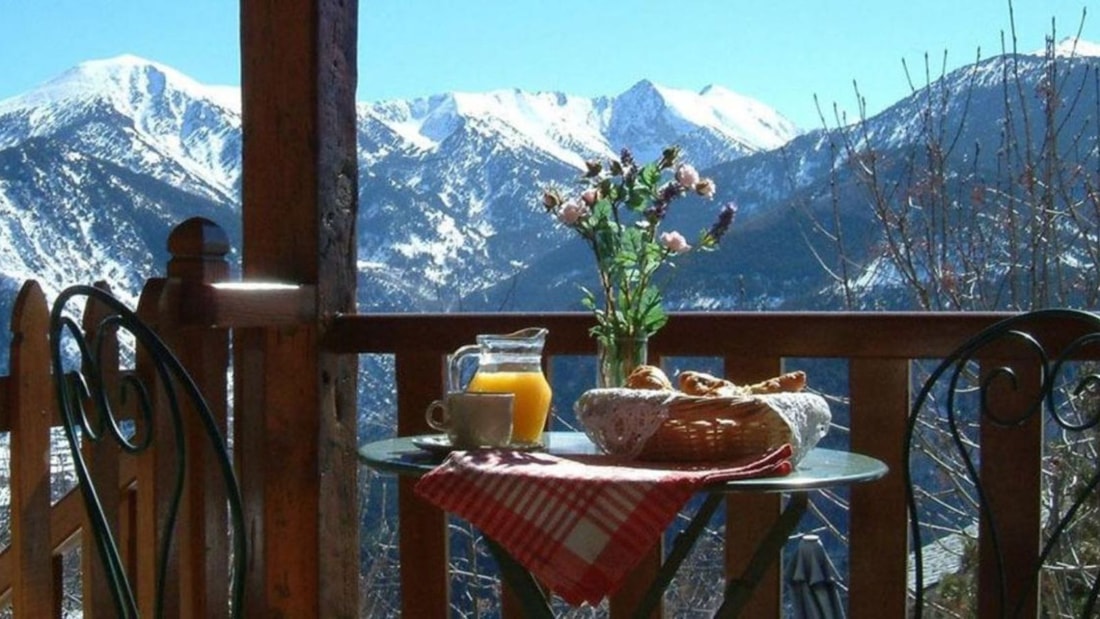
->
[574,388,831,463]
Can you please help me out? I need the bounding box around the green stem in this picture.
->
[628,233,670,338]
[585,233,618,339]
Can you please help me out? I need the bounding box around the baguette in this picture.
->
[677,369,807,397]
[677,370,749,397]
[746,371,807,394]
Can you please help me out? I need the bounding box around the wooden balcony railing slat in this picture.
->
[395,350,451,616]
[608,545,662,618]
[979,359,1043,618]
[849,358,911,618]
[0,379,8,432]
[9,281,55,616]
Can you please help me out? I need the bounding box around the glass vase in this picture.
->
[596,335,649,388]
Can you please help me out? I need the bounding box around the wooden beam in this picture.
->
[324,312,1011,358]
[167,216,317,328]
[177,283,317,328]
[238,0,359,616]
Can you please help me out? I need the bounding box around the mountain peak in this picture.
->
[608,80,799,162]
[0,55,243,202]
[77,54,174,74]
[619,79,668,102]
[1032,36,1100,59]
[627,78,661,91]
[1,55,240,115]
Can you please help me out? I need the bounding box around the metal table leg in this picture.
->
[715,492,809,618]
[631,493,725,617]
[485,491,807,619]
[484,536,556,619]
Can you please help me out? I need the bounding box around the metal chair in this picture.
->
[49,284,246,618]
[904,309,1100,618]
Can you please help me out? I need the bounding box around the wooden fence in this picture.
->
[328,310,1013,617]
[1,216,1071,617]
[0,275,235,617]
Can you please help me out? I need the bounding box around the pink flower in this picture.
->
[557,198,589,225]
[675,164,700,189]
[581,188,599,206]
[695,178,716,199]
[660,230,691,253]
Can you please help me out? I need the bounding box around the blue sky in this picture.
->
[0,1,1094,129]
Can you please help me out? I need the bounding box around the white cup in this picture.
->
[425,391,514,449]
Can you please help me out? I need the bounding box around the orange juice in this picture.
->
[467,370,552,444]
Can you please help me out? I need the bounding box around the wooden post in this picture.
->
[159,217,233,616]
[239,1,360,616]
[8,281,55,617]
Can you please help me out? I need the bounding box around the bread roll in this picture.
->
[625,365,673,390]
[677,371,748,397]
[746,371,807,394]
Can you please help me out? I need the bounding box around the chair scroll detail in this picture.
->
[904,308,1100,618]
[49,284,246,618]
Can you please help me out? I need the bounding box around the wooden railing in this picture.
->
[0,215,1054,617]
[327,311,1012,617]
[0,278,237,617]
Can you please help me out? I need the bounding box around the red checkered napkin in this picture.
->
[413,444,793,606]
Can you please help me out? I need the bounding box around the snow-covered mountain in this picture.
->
[362,79,796,170]
[0,45,1096,438]
[0,54,800,312]
[471,40,1100,313]
[0,55,241,204]
[2,42,1098,321]
[0,56,243,312]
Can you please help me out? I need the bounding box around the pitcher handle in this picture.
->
[447,344,481,392]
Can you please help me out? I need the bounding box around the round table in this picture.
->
[358,431,888,618]
[359,430,887,491]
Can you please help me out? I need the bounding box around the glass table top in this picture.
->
[358,431,888,493]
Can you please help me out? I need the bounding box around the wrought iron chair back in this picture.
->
[49,284,246,618]
[904,308,1100,618]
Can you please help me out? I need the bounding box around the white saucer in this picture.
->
[411,434,543,456]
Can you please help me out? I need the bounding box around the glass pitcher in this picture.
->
[448,327,552,445]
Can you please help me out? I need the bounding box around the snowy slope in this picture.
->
[0,55,241,203]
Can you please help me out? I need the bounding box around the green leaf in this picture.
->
[591,198,613,220]
[580,286,597,305]
[602,180,620,203]
[626,190,647,210]
[639,163,660,189]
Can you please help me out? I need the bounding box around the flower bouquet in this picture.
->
[541,145,736,386]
